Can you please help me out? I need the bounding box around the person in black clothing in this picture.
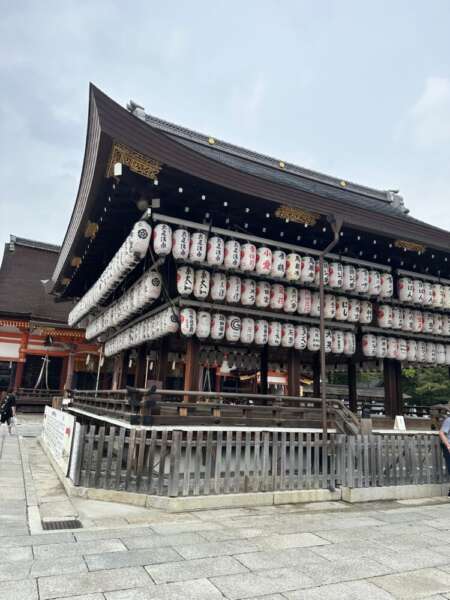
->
[1,388,16,434]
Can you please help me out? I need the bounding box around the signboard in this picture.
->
[42,407,76,476]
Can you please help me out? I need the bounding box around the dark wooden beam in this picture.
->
[184,337,200,400]
[348,361,357,413]
[260,345,268,395]
[134,344,147,388]
[384,358,403,417]
[313,354,321,397]
[287,349,300,397]
[155,337,169,387]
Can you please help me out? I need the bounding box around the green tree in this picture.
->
[402,366,450,407]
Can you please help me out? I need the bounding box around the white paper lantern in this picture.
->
[423,282,433,306]
[240,243,257,271]
[284,287,298,313]
[417,341,427,363]
[444,286,450,309]
[189,232,208,263]
[432,284,444,308]
[226,315,241,342]
[307,327,321,352]
[323,294,336,319]
[397,338,407,361]
[206,236,225,266]
[433,313,443,336]
[177,266,195,296]
[130,221,152,257]
[398,277,413,303]
[270,283,285,310]
[376,336,388,358]
[194,269,210,299]
[143,271,162,302]
[241,279,257,306]
[446,345,450,366]
[426,342,436,364]
[153,223,172,256]
[423,311,434,334]
[411,310,424,333]
[172,228,190,260]
[255,320,269,345]
[335,296,349,321]
[294,325,308,350]
[412,279,425,305]
[344,332,356,355]
[268,321,282,346]
[391,307,403,330]
[180,308,196,337]
[324,329,333,353]
[402,308,414,332]
[211,313,226,340]
[332,330,345,354]
[387,337,398,359]
[224,240,241,269]
[256,281,271,308]
[368,271,381,296]
[359,301,373,324]
[380,273,394,298]
[378,304,393,328]
[298,289,312,314]
[443,315,450,337]
[226,276,241,304]
[286,253,302,281]
[300,256,316,284]
[436,344,446,365]
[343,265,357,291]
[347,299,361,323]
[210,272,227,301]
[314,260,329,286]
[241,317,255,344]
[329,262,344,288]
[281,323,295,347]
[196,311,211,339]
[271,250,286,278]
[406,340,417,362]
[355,268,369,294]
[310,292,321,317]
[256,247,273,275]
[362,334,377,357]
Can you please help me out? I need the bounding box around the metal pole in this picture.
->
[319,216,343,436]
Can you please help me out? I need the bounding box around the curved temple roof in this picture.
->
[51,84,450,294]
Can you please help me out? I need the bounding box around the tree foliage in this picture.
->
[402,366,450,406]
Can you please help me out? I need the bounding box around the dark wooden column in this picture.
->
[384,358,403,417]
[348,361,358,413]
[287,349,300,396]
[313,354,321,397]
[134,345,147,388]
[184,337,200,400]
[260,346,268,395]
[156,338,169,388]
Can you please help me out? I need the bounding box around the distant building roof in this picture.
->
[0,236,73,323]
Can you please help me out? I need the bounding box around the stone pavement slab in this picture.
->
[122,532,206,550]
[0,531,75,547]
[233,547,330,571]
[369,568,450,598]
[86,547,182,571]
[51,595,105,600]
[75,527,153,542]
[34,538,127,559]
[173,539,262,560]
[30,555,88,577]
[0,578,38,600]
[284,580,394,599]
[145,555,247,584]
[105,578,222,599]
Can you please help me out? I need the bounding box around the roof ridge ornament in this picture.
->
[275,205,319,227]
[106,143,162,181]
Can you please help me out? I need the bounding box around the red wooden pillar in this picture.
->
[287,349,300,396]
[14,329,29,390]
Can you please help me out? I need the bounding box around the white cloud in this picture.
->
[408,76,450,148]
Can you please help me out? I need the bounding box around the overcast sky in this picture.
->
[1,1,450,261]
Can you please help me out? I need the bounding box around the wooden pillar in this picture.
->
[260,346,268,395]
[384,358,403,417]
[112,352,127,390]
[287,349,300,397]
[312,354,321,397]
[59,356,69,390]
[156,338,169,388]
[184,337,200,400]
[134,345,147,388]
[348,361,357,413]
[64,353,75,390]
[14,329,29,390]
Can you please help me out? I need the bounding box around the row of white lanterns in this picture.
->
[398,277,450,309]
[153,224,394,297]
[179,307,356,354]
[362,334,450,365]
[104,307,179,357]
[377,305,450,336]
[85,270,162,341]
[69,221,152,326]
[177,267,373,324]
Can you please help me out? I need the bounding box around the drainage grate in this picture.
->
[42,519,82,530]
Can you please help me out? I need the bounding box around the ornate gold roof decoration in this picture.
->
[71,256,82,267]
[394,240,426,253]
[275,205,319,226]
[0,319,29,329]
[106,143,162,180]
[84,221,99,239]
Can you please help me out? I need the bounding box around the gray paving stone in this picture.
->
[38,566,152,599]
[75,527,153,542]
[122,532,206,550]
[0,578,38,600]
[0,531,75,547]
[35,539,127,559]
[0,559,32,581]
[50,596,105,600]
[149,521,223,535]
[86,547,182,571]
[233,547,330,571]
[105,578,222,599]
[174,539,262,560]
[369,568,450,598]
[30,555,88,577]
[284,580,394,599]
[199,528,268,542]
[0,545,33,562]
[210,568,316,599]
[254,532,330,550]
[146,555,247,584]
[303,557,392,586]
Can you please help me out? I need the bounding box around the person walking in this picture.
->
[0,388,16,435]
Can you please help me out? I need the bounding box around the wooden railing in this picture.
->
[71,426,446,497]
[16,388,59,412]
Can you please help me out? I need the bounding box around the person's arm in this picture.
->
[11,396,16,417]
[440,418,450,449]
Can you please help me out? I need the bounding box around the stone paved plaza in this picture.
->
[3,418,450,598]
